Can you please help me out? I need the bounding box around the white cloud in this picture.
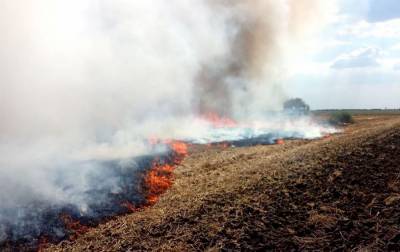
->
[338,18,400,38]
[285,0,400,109]
[331,47,382,69]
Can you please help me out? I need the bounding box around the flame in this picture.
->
[131,139,188,208]
[165,140,188,156]
[170,141,188,156]
[201,112,237,128]
[144,141,188,206]
[275,139,284,145]
[148,137,188,158]
[144,163,174,205]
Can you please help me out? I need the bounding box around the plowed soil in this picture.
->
[47,115,400,251]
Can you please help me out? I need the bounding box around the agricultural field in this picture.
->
[42,114,400,251]
[2,1,400,252]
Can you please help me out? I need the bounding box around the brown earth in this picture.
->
[47,115,400,251]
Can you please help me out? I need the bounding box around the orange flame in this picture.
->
[201,112,237,128]
[123,139,189,209]
[53,140,188,246]
[171,141,188,156]
[276,139,284,145]
[164,140,188,156]
[144,141,188,206]
[144,163,174,206]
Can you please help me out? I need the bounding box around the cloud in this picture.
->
[284,0,400,109]
[338,19,400,39]
[331,47,382,69]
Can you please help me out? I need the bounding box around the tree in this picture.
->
[328,111,354,125]
[283,98,310,115]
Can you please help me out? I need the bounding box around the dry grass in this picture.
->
[46,115,400,251]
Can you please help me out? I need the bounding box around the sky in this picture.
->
[284,0,400,109]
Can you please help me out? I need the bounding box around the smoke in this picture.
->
[195,0,335,117]
[0,0,336,242]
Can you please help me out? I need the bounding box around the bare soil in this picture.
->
[47,115,400,251]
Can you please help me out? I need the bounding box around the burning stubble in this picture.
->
[0,0,336,247]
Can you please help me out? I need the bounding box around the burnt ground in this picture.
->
[46,115,400,251]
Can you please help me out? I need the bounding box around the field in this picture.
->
[313,109,400,116]
[47,115,400,251]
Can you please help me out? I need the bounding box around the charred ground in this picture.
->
[43,115,400,251]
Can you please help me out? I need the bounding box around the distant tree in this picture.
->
[283,98,310,115]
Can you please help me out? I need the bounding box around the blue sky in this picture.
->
[285,0,400,109]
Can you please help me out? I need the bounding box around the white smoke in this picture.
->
[0,0,337,242]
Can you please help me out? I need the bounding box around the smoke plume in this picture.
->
[0,0,335,242]
[195,0,334,117]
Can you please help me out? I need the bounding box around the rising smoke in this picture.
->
[195,0,335,117]
[0,0,336,242]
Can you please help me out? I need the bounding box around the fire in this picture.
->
[60,214,89,240]
[144,141,188,206]
[201,112,237,128]
[165,140,188,157]
[148,138,188,158]
[275,139,284,145]
[144,163,174,206]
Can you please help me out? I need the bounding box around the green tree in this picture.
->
[283,98,310,115]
